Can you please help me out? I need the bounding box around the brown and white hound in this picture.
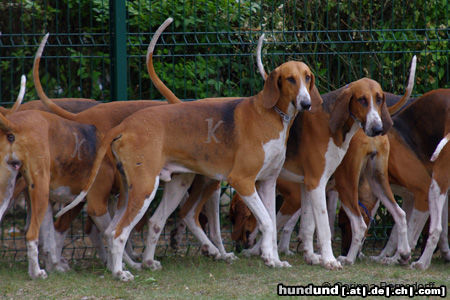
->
[233,34,413,270]
[56,17,319,281]
[0,30,189,279]
[140,31,410,271]
[371,89,450,269]
[0,78,115,279]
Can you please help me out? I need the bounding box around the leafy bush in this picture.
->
[0,0,447,104]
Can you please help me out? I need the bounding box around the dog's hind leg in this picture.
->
[142,173,195,270]
[412,177,448,270]
[438,195,450,261]
[108,175,160,281]
[204,187,237,261]
[278,209,300,255]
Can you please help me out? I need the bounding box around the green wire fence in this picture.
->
[0,0,448,261]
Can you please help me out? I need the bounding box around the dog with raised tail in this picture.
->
[56,17,320,281]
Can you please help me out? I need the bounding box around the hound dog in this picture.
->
[0,80,103,271]
[0,76,106,272]
[56,17,319,281]
[371,88,450,269]
[140,30,411,270]
[228,92,416,265]
[0,30,187,279]
[240,35,413,270]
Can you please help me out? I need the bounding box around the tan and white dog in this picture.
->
[0,29,192,279]
[371,88,450,269]
[57,17,320,281]
[168,35,413,270]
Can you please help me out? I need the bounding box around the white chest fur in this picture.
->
[257,120,290,180]
[321,122,360,183]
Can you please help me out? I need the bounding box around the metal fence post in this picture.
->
[110,0,127,101]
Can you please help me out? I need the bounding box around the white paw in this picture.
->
[320,258,343,270]
[218,252,238,262]
[115,270,134,282]
[275,260,292,268]
[337,255,354,265]
[143,259,162,271]
[379,254,400,265]
[261,254,276,268]
[201,244,220,258]
[54,261,71,272]
[30,268,48,279]
[410,260,428,270]
[304,252,321,265]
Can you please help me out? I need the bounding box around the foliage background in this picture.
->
[0,0,448,104]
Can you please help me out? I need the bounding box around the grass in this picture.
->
[0,252,448,299]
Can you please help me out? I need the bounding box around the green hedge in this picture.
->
[0,0,448,104]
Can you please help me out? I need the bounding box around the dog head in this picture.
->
[230,193,257,251]
[261,61,322,113]
[0,114,22,222]
[329,78,392,137]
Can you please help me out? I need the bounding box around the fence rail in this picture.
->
[0,0,448,260]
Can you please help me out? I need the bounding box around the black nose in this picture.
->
[7,159,21,170]
[301,102,311,110]
[372,125,383,136]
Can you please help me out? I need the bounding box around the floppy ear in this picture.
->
[309,73,316,93]
[309,77,323,113]
[380,94,393,134]
[261,67,280,109]
[329,87,352,134]
[0,113,15,133]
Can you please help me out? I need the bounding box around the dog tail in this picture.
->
[388,55,417,115]
[430,133,450,162]
[55,125,122,218]
[33,33,78,121]
[256,34,268,80]
[146,17,182,104]
[8,75,26,114]
[0,75,25,131]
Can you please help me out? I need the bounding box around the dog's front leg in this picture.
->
[298,185,320,265]
[232,178,279,267]
[306,184,342,270]
[257,178,291,267]
[25,173,51,279]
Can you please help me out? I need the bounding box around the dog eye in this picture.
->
[376,96,382,105]
[6,133,15,143]
[305,75,311,82]
[357,97,368,107]
[287,77,296,84]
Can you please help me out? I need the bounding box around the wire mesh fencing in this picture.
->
[0,0,448,261]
